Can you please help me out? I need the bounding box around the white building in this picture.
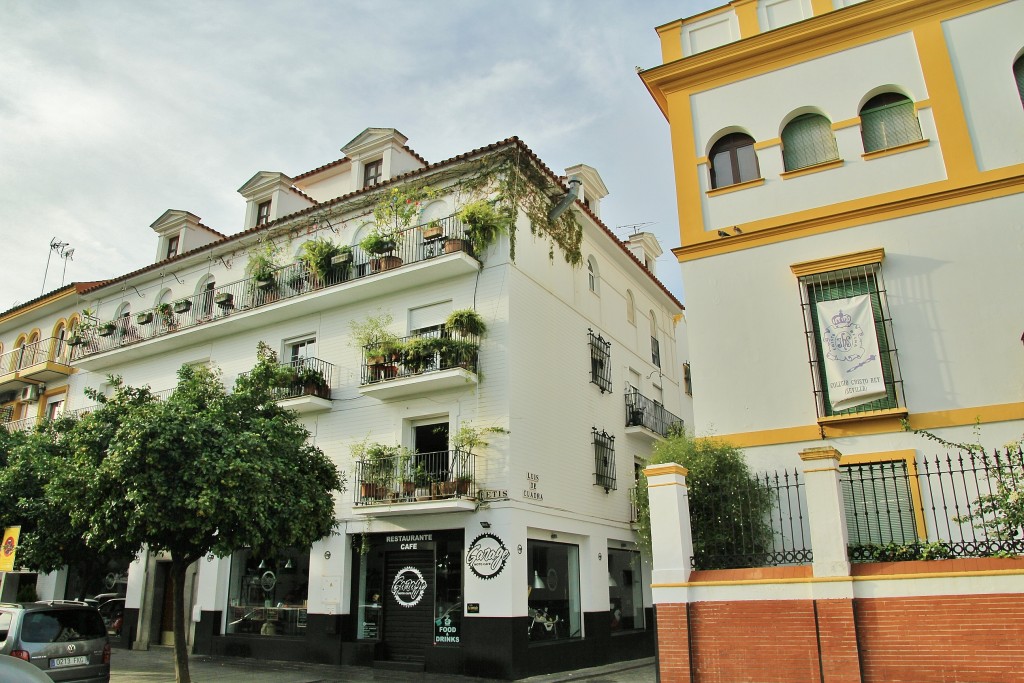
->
[2,128,688,678]
[641,0,1023,523]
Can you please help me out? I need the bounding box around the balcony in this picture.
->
[358,329,479,400]
[624,385,683,440]
[352,449,477,516]
[237,356,335,414]
[1,416,38,433]
[70,215,480,371]
[0,337,72,392]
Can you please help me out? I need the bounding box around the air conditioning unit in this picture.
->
[20,385,40,403]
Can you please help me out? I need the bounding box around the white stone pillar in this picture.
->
[643,463,693,591]
[799,446,851,578]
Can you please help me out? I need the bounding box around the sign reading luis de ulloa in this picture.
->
[466,533,510,580]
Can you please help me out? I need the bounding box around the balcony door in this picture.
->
[414,422,449,484]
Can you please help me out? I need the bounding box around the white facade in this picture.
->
[1,128,688,676]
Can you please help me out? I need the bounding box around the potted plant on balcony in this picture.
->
[362,184,436,271]
[136,311,154,325]
[330,245,354,281]
[351,440,399,501]
[439,337,479,370]
[449,424,508,498]
[295,364,329,399]
[457,199,509,257]
[156,303,176,330]
[402,336,437,374]
[300,237,342,287]
[245,240,282,291]
[173,298,192,314]
[98,321,117,337]
[420,219,444,241]
[413,465,433,500]
[350,312,401,381]
[214,292,234,308]
[445,309,487,338]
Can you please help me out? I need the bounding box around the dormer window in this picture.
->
[166,235,179,259]
[256,200,272,226]
[363,160,383,188]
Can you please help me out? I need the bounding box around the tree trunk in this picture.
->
[170,556,193,683]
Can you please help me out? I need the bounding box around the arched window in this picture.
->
[781,113,839,171]
[587,256,599,294]
[51,321,67,361]
[1015,55,1024,108]
[626,290,636,325]
[709,133,760,189]
[860,92,922,153]
[198,276,216,318]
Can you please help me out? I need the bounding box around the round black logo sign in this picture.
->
[466,533,511,580]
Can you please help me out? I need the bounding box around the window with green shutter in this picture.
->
[1015,56,1024,109]
[781,113,839,171]
[841,460,919,547]
[797,261,904,418]
[860,93,922,153]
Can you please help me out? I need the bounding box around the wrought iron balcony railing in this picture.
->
[624,384,683,438]
[1,337,71,374]
[360,328,479,385]
[237,356,334,401]
[71,214,473,360]
[354,449,476,505]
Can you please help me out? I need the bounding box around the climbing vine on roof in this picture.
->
[454,148,583,267]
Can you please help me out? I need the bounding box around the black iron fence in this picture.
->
[624,384,683,438]
[843,448,1024,562]
[71,214,473,359]
[354,449,476,505]
[360,328,479,385]
[691,468,813,570]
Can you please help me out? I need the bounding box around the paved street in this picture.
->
[109,647,655,682]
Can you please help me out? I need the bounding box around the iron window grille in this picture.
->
[797,261,904,419]
[593,427,616,492]
[841,460,918,549]
[860,93,923,153]
[781,113,839,171]
[589,329,612,393]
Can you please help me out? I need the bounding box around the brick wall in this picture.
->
[655,591,1024,683]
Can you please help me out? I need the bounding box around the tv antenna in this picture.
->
[41,238,73,295]
[614,222,655,237]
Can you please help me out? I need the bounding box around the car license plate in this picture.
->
[50,655,89,668]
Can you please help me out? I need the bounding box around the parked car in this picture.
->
[0,602,110,683]
[0,654,53,683]
[96,600,124,637]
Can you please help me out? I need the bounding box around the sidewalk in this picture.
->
[110,647,655,682]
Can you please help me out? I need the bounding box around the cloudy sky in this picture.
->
[0,0,719,312]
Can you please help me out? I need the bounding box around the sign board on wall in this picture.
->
[466,533,510,580]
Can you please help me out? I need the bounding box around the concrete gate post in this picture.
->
[644,463,694,683]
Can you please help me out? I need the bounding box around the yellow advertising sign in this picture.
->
[0,526,21,572]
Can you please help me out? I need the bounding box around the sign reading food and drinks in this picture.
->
[466,533,510,580]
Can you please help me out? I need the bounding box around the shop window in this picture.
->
[860,92,922,153]
[607,547,644,631]
[528,540,581,642]
[593,428,617,492]
[226,548,309,637]
[781,113,839,171]
[795,254,904,418]
[589,329,612,393]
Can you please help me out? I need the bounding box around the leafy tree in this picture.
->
[0,419,135,599]
[57,343,345,683]
[634,430,772,569]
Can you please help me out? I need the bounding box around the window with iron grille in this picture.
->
[860,93,922,153]
[840,460,919,547]
[796,259,904,419]
[589,329,612,393]
[781,113,839,171]
[593,428,616,492]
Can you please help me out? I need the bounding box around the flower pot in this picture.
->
[402,481,416,497]
[173,300,192,314]
[98,324,116,337]
[214,293,234,308]
[331,252,352,265]
[444,238,468,254]
[372,255,403,272]
[256,278,276,291]
[368,240,396,256]
[360,482,386,500]
[368,363,398,382]
[67,335,84,347]
[136,312,154,325]
[431,481,458,497]
[421,225,443,240]
[456,480,472,495]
